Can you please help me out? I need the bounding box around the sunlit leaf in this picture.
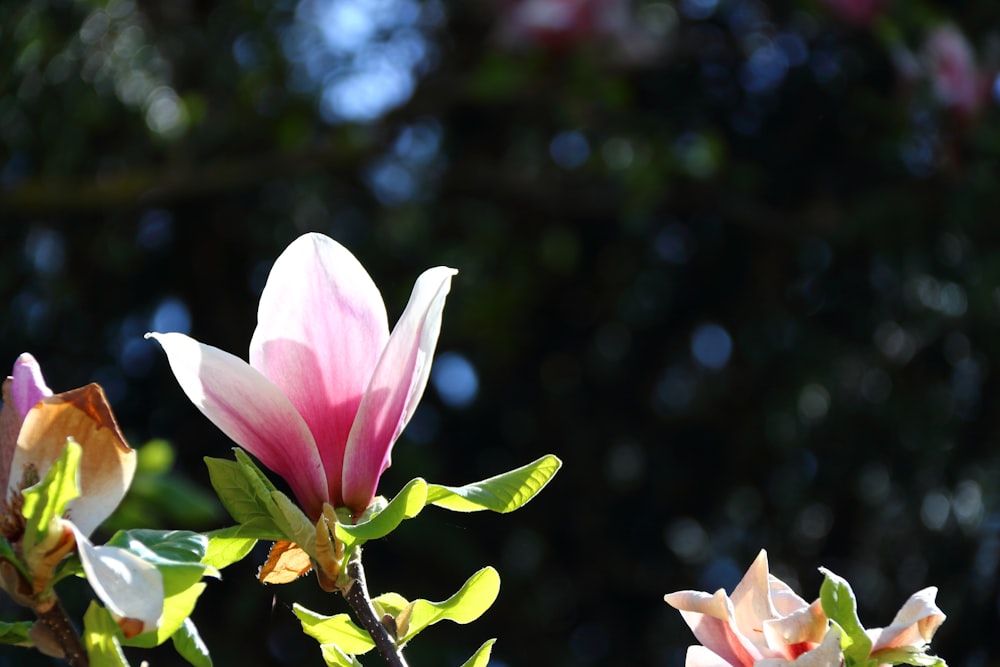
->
[83,602,130,667]
[458,638,496,667]
[271,490,316,555]
[107,529,208,566]
[233,448,278,493]
[203,456,283,539]
[123,582,206,649]
[425,455,560,514]
[335,478,427,546]
[171,617,212,667]
[294,603,376,654]
[0,535,29,580]
[320,643,366,667]
[874,647,947,667]
[202,526,257,570]
[106,529,217,594]
[0,620,33,647]
[372,566,501,644]
[819,567,873,666]
[21,439,81,555]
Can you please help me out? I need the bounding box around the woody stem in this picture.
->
[342,549,408,667]
[34,596,88,667]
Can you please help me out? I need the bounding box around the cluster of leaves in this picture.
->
[0,442,217,667]
[202,448,561,666]
[820,570,944,667]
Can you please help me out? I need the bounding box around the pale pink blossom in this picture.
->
[822,0,883,26]
[925,25,991,118]
[149,233,457,519]
[868,587,945,659]
[665,551,832,667]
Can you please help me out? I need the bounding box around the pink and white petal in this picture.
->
[666,590,761,667]
[249,233,389,506]
[10,353,53,418]
[868,587,945,652]
[147,332,328,518]
[756,625,842,667]
[341,266,457,515]
[71,523,164,636]
[685,644,744,667]
[769,576,811,617]
[730,550,778,646]
[763,600,828,654]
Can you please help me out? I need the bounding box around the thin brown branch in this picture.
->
[342,551,408,667]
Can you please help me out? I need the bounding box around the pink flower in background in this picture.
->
[925,24,991,118]
[497,0,629,49]
[868,587,946,661]
[665,550,835,667]
[822,0,883,26]
[666,550,947,667]
[149,233,457,520]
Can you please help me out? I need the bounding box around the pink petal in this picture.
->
[665,589,761,667]
[730,550,778,648]
[11,353,53,419]
[869,587,945,652]
[758,625,842,667]
[685,645,742,667]
[341,266,457,515]
[249,233,389,508]
[769,576,811,617]
[763,600,828,656]
[147,332,328,518]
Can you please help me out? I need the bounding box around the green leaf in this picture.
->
[426,455,561,514]
[211,449,314,550]
[320,643,366,667]
[203,456,283,540]
[202,526,258,570]
[83,602,130,667]
[106,529,217,593]
[107,529,208,565]
[373,566,501,644]
[114,532,215,649]
[458,638,496,667]
[335,478,427,546]
[819,567,873,667]
[21,439,81,555]
[272,490,317,555]
[0,535,29,580]
[171,617,213,667]
[124,582,207,648]
[293,604,376,654]
[0,620,33,647]
[233,448,279,493]
[874,647,947,667]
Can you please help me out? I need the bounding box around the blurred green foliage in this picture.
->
[3,0,1000,665]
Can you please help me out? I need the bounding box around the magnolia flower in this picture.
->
[148,233,457,520]
[665,551,947,667]
[665,550,836,667]
[0,354,163,637]
[925,24,990,119]
[821,0,883,26]
[867,586,945,661]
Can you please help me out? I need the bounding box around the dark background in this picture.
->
[2,0,1000,665]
